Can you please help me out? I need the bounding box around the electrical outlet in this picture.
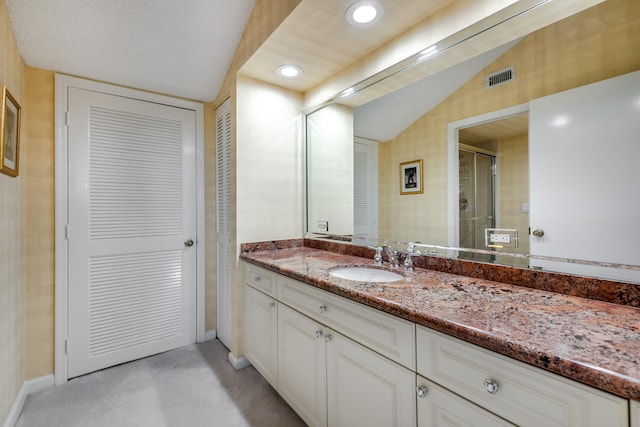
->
[316,221,328,232]
[489,233,511,243]
[485,228,519,248]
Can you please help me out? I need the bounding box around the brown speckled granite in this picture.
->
[240,246,640,401]
[240,239,304,253]
[304,238,640,307]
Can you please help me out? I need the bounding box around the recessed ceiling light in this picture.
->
[346,1,384,27]
[276,64,303,78]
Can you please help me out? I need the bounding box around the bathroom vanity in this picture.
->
[240,243,639,427]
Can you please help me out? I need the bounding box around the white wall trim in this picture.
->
[54,74,206,385]
[228,352,251,370]
[3,375,54,427]
[204,329,217,341]
[447,102,529,248]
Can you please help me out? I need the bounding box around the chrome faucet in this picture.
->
[404,242,421,272]
[382,242,399,268]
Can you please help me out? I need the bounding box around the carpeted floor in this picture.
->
[16,339,306,427]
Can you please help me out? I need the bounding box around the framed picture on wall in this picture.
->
[1,86,21,177]
[400,159,423,195]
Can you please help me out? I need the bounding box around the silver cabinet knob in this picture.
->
[253,276,261,283]
[483,379,499,394]
[324,334,333,343]
[416,385,428,398]
[269,302,276,309]
[315,329,324,338]
[532,229,544,238]
[184,239,194,247]
[319,305,328,314]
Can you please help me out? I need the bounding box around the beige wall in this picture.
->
[498,133,529,255]
[0,0,25,421]
[379,0,640,246]
[23,67,55,379]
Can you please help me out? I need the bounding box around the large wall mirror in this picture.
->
[306,0,640,283]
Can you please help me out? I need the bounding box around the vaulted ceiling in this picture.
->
[5,0,256,102]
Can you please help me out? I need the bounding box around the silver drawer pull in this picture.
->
[324,334,333,343]
[484,379,499,394]
[416,385,428,398]
[269,302,276,309]
[319,305,328,314]
[315,329,324,338]
[254,276,261,282]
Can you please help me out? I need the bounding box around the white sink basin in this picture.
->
[329,267,403,283]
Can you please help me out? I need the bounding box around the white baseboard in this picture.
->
[228,352,250,370]
[3,375,54,427]
[204,329,217,342]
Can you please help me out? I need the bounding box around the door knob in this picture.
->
[532,229,544,238]
[184,239,195,247]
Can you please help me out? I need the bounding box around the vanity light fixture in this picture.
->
[276,64,303,78]
[346,0,384,26]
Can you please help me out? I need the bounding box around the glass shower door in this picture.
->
[459,150,495,253]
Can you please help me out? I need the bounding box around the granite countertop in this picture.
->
[240,246,640,401]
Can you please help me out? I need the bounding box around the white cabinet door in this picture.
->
[327,332,415,427]
[417,376,515,427]
[244,285,278,386]
[278,304,327,427]
[632,400,640,427]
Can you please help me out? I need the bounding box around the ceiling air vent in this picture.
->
[486,66,515,90]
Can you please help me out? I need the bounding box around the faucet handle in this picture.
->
[404,242,421,272]
[367,246,383,266]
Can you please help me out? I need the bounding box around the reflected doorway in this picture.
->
[458,148,496,253]
[448,105,530,266]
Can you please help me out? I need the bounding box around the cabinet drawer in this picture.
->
[244,263,277,297]
[417,326,628,427]
[417,375,515,427]
[278,275,415,370]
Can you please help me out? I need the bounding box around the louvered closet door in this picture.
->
[67,87,197,378]
[353,139,378,245]
[215,98,232,349]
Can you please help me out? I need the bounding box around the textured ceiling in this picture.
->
[5,0,256,102]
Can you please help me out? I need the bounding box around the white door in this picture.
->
[529,70,640,282]
[215,98,232,348]
[67,87,197,378]
[353,139,378,244]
